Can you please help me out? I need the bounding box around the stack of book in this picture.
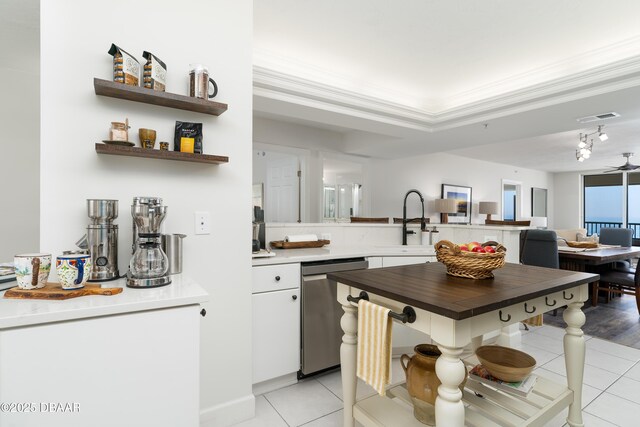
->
[468,364,537,397]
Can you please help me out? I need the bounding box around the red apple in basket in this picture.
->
[484,246,496,254]
[459,244,469,251]
[467,242,481,251]
[472,246,485,253]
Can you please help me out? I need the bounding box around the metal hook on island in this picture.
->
[347,291,417,324]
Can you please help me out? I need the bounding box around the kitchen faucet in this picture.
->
[402,189,426,245]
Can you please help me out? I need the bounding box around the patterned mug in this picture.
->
[14,253,52,290]
[56,255,92,290]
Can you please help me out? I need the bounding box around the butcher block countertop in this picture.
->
[328,262,598,320]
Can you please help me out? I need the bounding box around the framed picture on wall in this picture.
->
[441,184,472,224]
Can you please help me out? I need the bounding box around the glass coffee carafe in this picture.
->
[130,237,168,278]
[127,197,172,288]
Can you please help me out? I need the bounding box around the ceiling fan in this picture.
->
[604,153,640,173]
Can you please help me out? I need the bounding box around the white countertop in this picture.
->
[0,275,208,329]
[252,244,436,266]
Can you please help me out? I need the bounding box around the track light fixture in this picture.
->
[575,125,608,162]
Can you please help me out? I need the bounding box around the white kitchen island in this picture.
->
[330,263,596,427]
[0,276,208,427]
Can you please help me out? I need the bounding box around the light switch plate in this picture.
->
[195,211,211,235]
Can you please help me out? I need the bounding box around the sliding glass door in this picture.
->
[583,173,639,243]
[629,172,640,241]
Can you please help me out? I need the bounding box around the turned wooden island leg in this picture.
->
[435,344,466,427]
[341,302,358,427]
[564,301,586,427]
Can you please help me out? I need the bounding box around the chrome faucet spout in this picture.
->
[402,189,426,245]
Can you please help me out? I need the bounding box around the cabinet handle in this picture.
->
[200,308,207,317]
[292,295,297,301]
[275,276,281,282]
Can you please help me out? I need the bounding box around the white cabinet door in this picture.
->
[0,305,200,427]
[252,288,300,384]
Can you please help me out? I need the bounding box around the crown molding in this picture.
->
[253,38,640,131]
[253,65,436,131]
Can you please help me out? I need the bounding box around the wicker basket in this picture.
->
[435,240,506,279]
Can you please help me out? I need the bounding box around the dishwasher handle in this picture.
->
[302,274,327,281]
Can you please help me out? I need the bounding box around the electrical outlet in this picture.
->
[195,211,211,235]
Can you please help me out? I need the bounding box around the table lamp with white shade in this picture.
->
[479,201,498,224]
[435,198,457,224]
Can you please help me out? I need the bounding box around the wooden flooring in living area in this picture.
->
[544,293,640,349]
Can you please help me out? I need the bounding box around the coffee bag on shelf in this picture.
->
[142,51,167,92]
[108,44,140,86]
[174,121,203,154]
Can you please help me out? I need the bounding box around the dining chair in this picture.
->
[520,230,560,269]
[592,264,640,314]
[520,230,560,324]
[599,227,634,271]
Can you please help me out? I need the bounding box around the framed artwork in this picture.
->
[531,187,548,217]
[441,184,472,224]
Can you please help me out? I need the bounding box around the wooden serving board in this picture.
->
[4,283,123,300]
[270,239,330,249]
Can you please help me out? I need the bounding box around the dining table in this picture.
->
[558,246,640,307]
[557,246,640,271]
[329,262,597,427]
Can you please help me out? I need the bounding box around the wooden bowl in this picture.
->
[475,345,536,382]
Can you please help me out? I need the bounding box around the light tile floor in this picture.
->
[234,325,640,427]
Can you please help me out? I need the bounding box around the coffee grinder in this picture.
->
[86,199,120,281]
[126,196,171,288]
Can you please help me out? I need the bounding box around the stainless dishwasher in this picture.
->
[300,257,368,377]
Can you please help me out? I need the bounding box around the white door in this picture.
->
[266,154,299,222]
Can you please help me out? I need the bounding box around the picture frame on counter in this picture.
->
[441,183,472,224]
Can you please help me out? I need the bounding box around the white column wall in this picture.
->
[40,1,253,425]
[0,0,39,261]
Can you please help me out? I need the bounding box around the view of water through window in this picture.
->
[583,173,640,238]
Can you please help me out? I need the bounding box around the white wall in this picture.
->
[553,171,583,229]
[369,152,554,227]
[0,0,39,261]
[40,1,253,425]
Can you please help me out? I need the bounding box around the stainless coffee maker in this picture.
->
[127,196,171,288]
[85,199,120,281]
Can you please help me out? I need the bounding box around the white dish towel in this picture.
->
[356,299,393,396]
[284,234,318,243]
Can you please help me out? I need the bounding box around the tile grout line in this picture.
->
[296,408,343,426]
[262,393,293,427]
[315,374,344,402]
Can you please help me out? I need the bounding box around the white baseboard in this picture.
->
[200,394,255,427]
[253,373,298,396]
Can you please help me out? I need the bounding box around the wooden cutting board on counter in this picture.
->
[4,283,123,300]
[270,239,330,249]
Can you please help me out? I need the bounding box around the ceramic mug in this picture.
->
[14,253,52,290]
[56,254,92,290]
